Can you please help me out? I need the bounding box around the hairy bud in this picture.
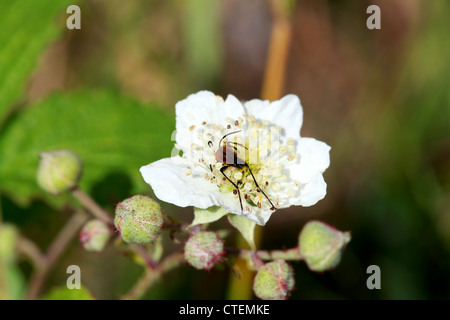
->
[184,231,224,271]
[37,150,82,195]
[298,220,351,272]
[114,195,163,244]
[79,220,111,252]
[253,260,295,300]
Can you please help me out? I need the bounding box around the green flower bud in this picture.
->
[114,195,163,244]
[79,220,111,252]
[253,259,295,300]
[0,224,18,264]
[184,231,224,271]
[298,220,351,272]
[37,150,82,195]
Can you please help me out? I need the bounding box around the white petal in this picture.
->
[252,174,327,223]
[175,91,221,150]
[218,193,270,226]
[140,156,263,222]
[287,137,331,184]
[140,156,221,209]
[175,91,245,151]
[253,209,276,226]
[244,94,303,139]
[226,207,274,226]
[175,91,221,128]
[296,174,327,206]
[221,94,246,125]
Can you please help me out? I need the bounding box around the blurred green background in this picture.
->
[0,0,449,299]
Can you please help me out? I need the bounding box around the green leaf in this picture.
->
[0,90,174,206]
[41,285,94,300]
[227,214,256,251]
[191,206,228,227]
[0,0,76,126]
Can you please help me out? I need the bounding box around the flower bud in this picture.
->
[253,259,295,300]
[37,150,82,195]
[184,231,224,271]
[0,224,18,264]
[114,195,163,244]
[79,220,111,252]
[298,220,351,272]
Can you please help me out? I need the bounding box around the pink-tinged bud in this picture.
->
[298,220,351,272]
[253,259,295,300]
[79,220,111,252]
[184,231,224,271]
[114,195,163,244]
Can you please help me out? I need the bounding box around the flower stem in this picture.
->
[132,244,158,270]
[241,247,302,262]
[71,187,113,225]
[122,252,184,300]
[163,215,190,234]
[17,236,46,270]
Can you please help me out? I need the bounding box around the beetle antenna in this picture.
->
[218,130,242,147]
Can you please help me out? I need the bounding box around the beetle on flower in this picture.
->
[140,91,331,226]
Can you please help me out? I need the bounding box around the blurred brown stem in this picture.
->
[227,0,293,300]
[25,210,89,300]
[261,4,292,101]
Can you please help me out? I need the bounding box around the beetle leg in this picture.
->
[220,165,243,213]
[245,163,276,210]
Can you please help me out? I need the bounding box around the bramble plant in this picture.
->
[0,0,392,301]
[25,91,351,300]
[0,0,447,302]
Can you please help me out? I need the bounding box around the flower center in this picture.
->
[185,114,299,213]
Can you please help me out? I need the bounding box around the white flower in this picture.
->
[140,91,331,226]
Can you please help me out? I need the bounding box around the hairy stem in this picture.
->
[241,247,302,262]
[46,211,88,267]
[122,252,184,300]
[163,215,190,234]
[226,247,302,267]
[26,210,89,300]
[132,244,158,270]
[71,188,113,225]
